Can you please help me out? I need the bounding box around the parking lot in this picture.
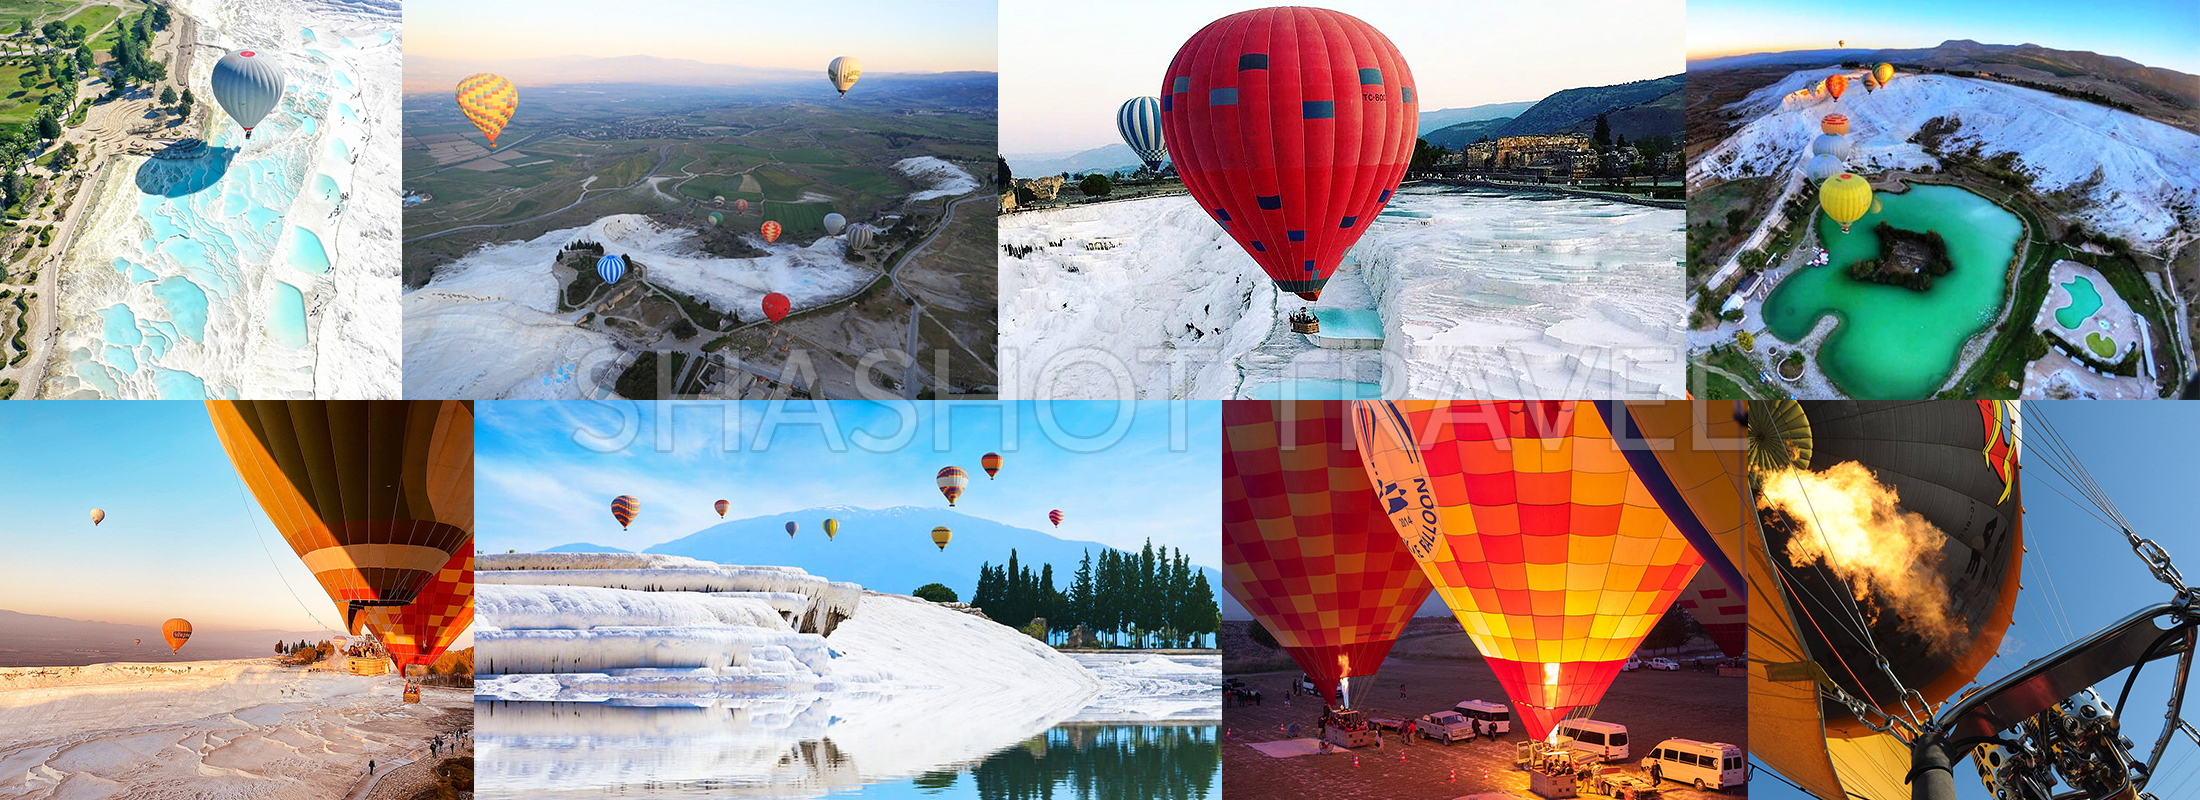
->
[1221,635,1748,800]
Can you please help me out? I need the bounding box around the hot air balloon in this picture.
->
[936,466,968,506]
[359,548,473,676]
[1810,133,1849,158]
[1747,401,2021,800]
[708,211,724,227]
[455,73,517,148]
[785,521,798,538]
[134,638,140,646]
[1224,401,1434,709]
[1351,401,1705,739]
[1827,74,1847,101]
[822,213,847,236]
[761,292,790,324]
[1820,113,1849,135]
[89,508,104,526]
[760,221,781,244]
[162,618,192,653]
[735,199,750,215]
[1875,62,1895,85]
[827,56,861,97]
[611,495,639,529]
[714,499,729,518]
[210,49,285,139]
[1807,153,1846,182]
[823,518,838,540]
[597,254,626,284]
[1820,173,1872,233]
[980,452,1002,479]
[1116,96,1167,171]
[1810,79,1825,100]
[206,401,473,632]
[846,223,875,250]
[1048,509,1063,527]
[931,526,952,550]
[1675,570,1746,659]
[1160,7,1416,304]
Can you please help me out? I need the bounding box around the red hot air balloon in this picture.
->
[1222,401,1434,709]
[360,549,473,676]
[760,221,782,244]
[762,293,790,324]
[735,199,750,214]
[610,495,639,529]
[981,452,1002,479]
[1826,74,1847,101]
[714,499,729,518]
[1048,509,1064,528]
[1160,7,1417,303]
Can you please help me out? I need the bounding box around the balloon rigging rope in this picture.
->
[1784,468,1886,664]
[223,440,337,633]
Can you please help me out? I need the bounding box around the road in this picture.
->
[402,144,672,244]
[889,191,996,397]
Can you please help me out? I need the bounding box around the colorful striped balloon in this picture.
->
[936,466,968,506]
[610,495,639,530]
[1115,96,1166,171]
[760,221,782,244]
[1048,509,1063,527]
[360,548,473,675]
[455,72,517,148]
[981,452,1002,479]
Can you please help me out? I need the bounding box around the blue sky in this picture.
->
[1756,401,2200,799]
[0,404,349,634]
[406,0,997,72]
[476,401,1222,568]
[1689,0,2200,73]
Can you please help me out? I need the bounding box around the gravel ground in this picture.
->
[1221,637,1748,800]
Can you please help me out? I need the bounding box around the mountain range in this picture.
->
[1423,74,1684,149]
[539,505,1222,608]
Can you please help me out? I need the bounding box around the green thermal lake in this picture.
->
[1761,183,2023,398]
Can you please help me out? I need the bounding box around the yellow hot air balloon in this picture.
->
[823,518,839,540]
[930,526,951,551]
[827,56,861,97]
[1875,62,1895,85]
[1819,173,1872,233]
[89,508,104,526]
[455,73,518,148]
[162,618,192,653]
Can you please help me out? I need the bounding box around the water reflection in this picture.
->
[877,724,1218,800]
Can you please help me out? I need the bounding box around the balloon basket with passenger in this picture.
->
[403,682,421,704]
[1289,309,1320,335]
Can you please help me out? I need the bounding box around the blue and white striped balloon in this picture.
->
[597,254,626,284]
[1116,96,1166,171]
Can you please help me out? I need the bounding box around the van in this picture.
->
[1642,739,1746,791]
[1552,718,1630,762]
[1453,699,1512,736]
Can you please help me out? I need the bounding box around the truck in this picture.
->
[1415,710,1478,744]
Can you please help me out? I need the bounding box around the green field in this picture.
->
[761,201,833,233]
[58,4,119,38]
[0,1,75,26]
[751,166,812,201]
[674,174,762,203]
[0,64,59,126]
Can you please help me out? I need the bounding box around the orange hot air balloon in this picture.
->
[162,618,193,653]
[207,401,474,633]
[1827,74,1847,101]
[1820,113,1849,135]
[1351,401,1705,740]
[360,548,473,676]
[714,499,730,518]
[1223,401,1434,709]
[760,221,782,244]
[981,452,1002,479]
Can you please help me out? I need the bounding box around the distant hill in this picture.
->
[1421,117,1513,149]
[1556,86,1683,143]
[544,505,1222,605]
[540,542,630,553]
[1494,74,1685,139]
[1417,101,1537,135]
[1004,144,1145,180]
[0,609,341,667]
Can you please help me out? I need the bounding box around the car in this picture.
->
[1623,656,1642,672]
[1415,711,1476,745]
[1642,739,1747,791]
[1646,657,1680,671]
[1452,699,1511,736]
[1552,718,1631,762]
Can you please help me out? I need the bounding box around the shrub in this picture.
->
[1077,173,1111,197]
[913,583,957,603]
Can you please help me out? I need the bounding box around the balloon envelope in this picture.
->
[1875,63,1895,84]
[1048,509,1063,527]
[1826,74,1847,101]
[708,211,723,227]
[936,467,968,506]
[597,254,626,284]
[1806,153,1845,182]
[827,56,861,96]
[1115,96,1167,171]
[206,401,473,631]
[162,618,192,653]
[1223,401,1433,708]
[455,73,517,147]
[714,499,729,517]
[760,221,782,244]
[980,452,1002,479]
[1809,133,1848,158]
[211,49,285,138]
[822,213,846,235]
[762,292,790,323]
[611,495,639,529]
[1160,7,1417,302]
[1352,401,1704,739]
[1819,113,1849,135]
[785,521,798,537]
[823,518,838,540]
[90,508,104,526]
[1820,173,1872,232]
[735,199,750,214]
[931,526,952,550]
[360,548,473,674]
[846,223,875,250]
